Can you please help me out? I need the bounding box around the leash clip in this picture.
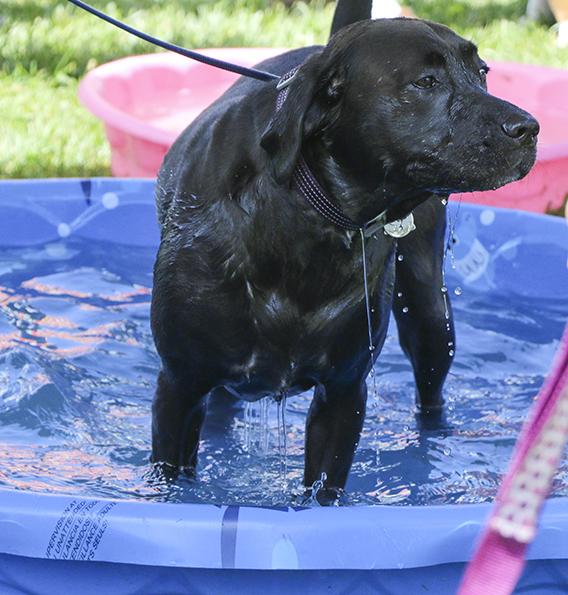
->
[276,69,299,91]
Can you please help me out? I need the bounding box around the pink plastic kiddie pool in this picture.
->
[79,49,568,213]
[79,49,281,178]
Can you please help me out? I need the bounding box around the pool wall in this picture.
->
[2,490,568,594]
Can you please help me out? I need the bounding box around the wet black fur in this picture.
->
[151,1,538,501]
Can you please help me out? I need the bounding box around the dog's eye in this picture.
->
[479,64,490,80]
[413,76,438,89]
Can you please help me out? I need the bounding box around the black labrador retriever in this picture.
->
[151,1,538,501]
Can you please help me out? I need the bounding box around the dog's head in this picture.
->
[262,18,539,199]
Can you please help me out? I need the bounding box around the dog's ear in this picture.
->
[261,52,344,184]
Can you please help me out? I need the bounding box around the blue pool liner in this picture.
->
[0,178,567,594]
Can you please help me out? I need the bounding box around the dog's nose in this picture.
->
[501,114,540,143]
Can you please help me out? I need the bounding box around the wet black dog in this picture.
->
[151,2,538,501]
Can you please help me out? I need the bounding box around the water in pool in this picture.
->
[0,236,566,507]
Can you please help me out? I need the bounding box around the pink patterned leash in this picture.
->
[458,324,568,595]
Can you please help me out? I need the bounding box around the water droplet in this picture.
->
[397,292,403,298]
[441,286,448,294]
[397,254,404,262]
[454,286,463,296]
[449,349,455,357]
[441,199,448,206]
[402,307,409,314]
[448,341,454,347]
[443,448,451,456]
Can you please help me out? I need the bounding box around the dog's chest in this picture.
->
[244,233,395,336]
[223,244,395,399]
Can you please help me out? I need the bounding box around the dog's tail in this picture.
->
[330,0,372,38]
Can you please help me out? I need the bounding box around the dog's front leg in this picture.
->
[392,199,455,414]
[151,370,208,477]
[304,378,367,501]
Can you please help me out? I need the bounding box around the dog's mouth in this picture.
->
[502,148,538,184]
[405,140,538,195]
[462,141,538,193]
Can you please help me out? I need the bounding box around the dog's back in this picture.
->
[155,47,312,230]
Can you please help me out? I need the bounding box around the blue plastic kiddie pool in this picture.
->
[0,179,567,594]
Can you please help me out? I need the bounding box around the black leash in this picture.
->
[67,0,280,83]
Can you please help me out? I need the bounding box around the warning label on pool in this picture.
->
[45,499,117,560]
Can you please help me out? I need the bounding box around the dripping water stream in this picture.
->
[243,395,288,490]
[359,229,376,363]
[244,397,271,455]
[277,394,288,490]
[360,229,380,466]
[442,197,463,356]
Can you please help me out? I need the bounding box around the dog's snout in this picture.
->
[501,114,540,143]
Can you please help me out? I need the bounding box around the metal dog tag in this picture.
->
[383,213,416,238]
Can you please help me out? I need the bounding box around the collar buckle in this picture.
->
[382,213,416,239]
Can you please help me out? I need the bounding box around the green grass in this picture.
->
[1,0,567,178]
[0,74,110,178]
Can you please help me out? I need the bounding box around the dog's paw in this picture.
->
[415,408,452,433]
[299,485,347,507]
[148,461,180,483]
